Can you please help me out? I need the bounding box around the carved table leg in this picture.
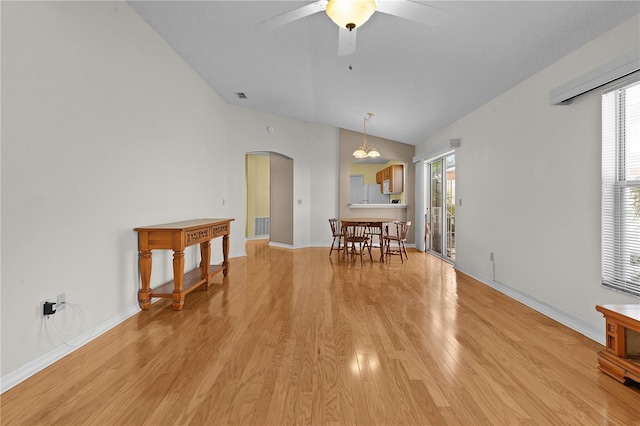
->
[172,250,185,311]
[200,240,211,290]
[222,234,230,276]
[138,250,152,310]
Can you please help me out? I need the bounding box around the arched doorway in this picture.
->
[245,152,293,245]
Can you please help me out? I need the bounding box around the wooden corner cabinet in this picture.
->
[595,304,640,384]
[135,218,234,311]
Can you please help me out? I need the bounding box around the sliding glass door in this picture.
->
[429,160,443,256]
[426,154,455,261]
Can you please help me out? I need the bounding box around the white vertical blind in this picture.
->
[602,77,640,297]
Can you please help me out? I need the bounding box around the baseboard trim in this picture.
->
[1,304,142,394]
[267,242,295,249]
[455,266,604,345]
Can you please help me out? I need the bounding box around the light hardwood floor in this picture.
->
[2,240,639,425]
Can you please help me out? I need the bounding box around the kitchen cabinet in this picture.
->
[377,165,403,194]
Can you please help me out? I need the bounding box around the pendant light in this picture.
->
[353,113,380,159]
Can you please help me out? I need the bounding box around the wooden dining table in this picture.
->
[339,217,398,262]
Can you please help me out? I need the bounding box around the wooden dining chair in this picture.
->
[384,221,411,263]
[328,218,344,256]
[366,224,385,261]
[343,223,372,265]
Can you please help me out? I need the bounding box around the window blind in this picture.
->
[602,77,640,297]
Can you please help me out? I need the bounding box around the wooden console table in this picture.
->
[595,304,640,384]
[135,218,234,311]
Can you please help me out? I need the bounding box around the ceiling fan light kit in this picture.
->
[258,0,444,56]
[326,0,378,30]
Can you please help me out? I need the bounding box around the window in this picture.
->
[602,76,640,297]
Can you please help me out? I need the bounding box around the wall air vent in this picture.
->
[254,217,270,236]
[234,92,248,99]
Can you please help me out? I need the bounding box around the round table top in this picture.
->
[339,217,398,224]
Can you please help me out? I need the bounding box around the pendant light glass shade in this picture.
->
[326,0,377,29]
[367,147,380,157]
[353,148,368,158]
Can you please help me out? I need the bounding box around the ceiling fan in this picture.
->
[257,0,446,56]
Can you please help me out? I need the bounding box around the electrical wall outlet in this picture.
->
[57,293,66,311]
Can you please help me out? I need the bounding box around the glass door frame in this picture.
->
[425,154,455,262]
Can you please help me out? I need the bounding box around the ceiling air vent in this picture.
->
[234,92,248,99]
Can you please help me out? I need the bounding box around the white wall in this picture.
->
[223,105,339,249]
[1,0,337,383]
[415,14,640,337]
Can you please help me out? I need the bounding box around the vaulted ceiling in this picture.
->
[129,1,639,145]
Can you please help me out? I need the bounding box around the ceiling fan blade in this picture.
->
[256,0,328,30]
[376,0,446,26]
[338,27,357,56]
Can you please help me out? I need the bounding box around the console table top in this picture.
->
[596,304,640,323]
[135,218,234,232]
